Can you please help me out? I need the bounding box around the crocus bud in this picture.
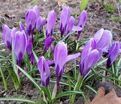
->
[36,16,46,32]
[78,10,87,29]
[60,6,71,36]
[80,39,101,77]
[38,56,50,86]
[13,30,27,64]
[94,28,112,52]
[2,24,12,50]
[54,41,80,83]
[77,10,87,38]
[26,38,35,64]
[44,35,54,52]
[65,16,75,35]
[107,41,121,68]
[25,5,40,34]
[46,10,56,36]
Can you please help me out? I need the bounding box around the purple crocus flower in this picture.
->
[77,10,87,38]
[65,16,75,35]
[107,41,121,68]
[44,35,54,52]
[13,30,27,64]
[26,38,35,64]
[38,56,50,86]
[46,10,56,36]
[36,16,46,32]
[80,39,101,77]
[60,6,71,36]
[94,28,112,52]
[11,27,17,39]
[2,24,12,50]
[78,10,87,29]
[54,41,80,84]
[25,5,40,34]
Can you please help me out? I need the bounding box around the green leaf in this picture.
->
[11,43,20,90]
[80,0,89,11]
[116,58,121,76]
[54,90,84,100]
[16,65,42,92]
[0,67,7,90]
[8,68,20,90]
[85,85,97,94]
[94,58,107,68]
[0,97,35,104]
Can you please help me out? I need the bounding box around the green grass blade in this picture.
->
[85,85,97,94]
[54,90,84,100]
[80,0,89,11]
[0,67,7,90]
[16,65,42,92]
[0,98,35,104]
[11,43,20,90]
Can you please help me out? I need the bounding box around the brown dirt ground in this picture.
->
[0,0,121,104]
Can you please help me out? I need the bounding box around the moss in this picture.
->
[104,4,116,14]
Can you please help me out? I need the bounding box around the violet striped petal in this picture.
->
[60,6,71,35]
[107,41,120,67]
[46,10,56,36]
[2,24,12,50]
[13,30,27,64]
[38,56,50,86]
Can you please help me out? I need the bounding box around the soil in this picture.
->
[0,0,121,104]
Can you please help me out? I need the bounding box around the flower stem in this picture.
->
[70,74,83,104]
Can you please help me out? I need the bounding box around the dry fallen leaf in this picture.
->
[86,87,121,104]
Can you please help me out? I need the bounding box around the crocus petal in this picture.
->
[38,56,50,86]
[2,24,11,49]
[77,10,87,38]
[33,5,40,17]
[72,26,82,32]
[107,41,120,67]
[29,52,35,64]
[44,35,54,52]
[25,6,40,31]
[25,10,37,29]
[80,49,101,76]
[93,28,104,41]
[54,41,68,70]
[78,10,87,28]
[26,38,33,55]
[96,30,112,51]
[36,16,46,32]
[46,10,56,36]
[11,27,17,39]
[19,22,25,31]
[65,16,75,34]
[13,30,27,64]
[54,41,68,82]
[60,6,71,35]
[81,38,96,63]
[65,53,80,63]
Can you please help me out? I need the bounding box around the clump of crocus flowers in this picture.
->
[2,5,121,89]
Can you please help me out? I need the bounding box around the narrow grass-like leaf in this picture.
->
[116,58,121,76]
[11,43,20,90]
[80,0,89,11]
[0,67,7,90]
[54,90,84,100]
[85,85,97,94]
[0,98,35,104]
[16,65,42,91]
